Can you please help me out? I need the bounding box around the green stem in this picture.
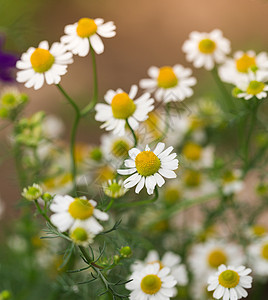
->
[81,46,99,117]
[79,246,103,269]
[34,200,53,225]
[56,84,81,193]
[126,118,138,147]
[105,198,114,212]
[114,186,158,208]
[211,67,234,112]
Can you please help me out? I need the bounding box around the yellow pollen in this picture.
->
[135,151,161,176]
[236,54,256,73]
[30,48,55,73]
[148,260,164,269]
[246,81,265,95]
[183,169,201,187]
[261,243,268,260]
[182,142,202,161]
[68,198,94,220]
[111,92,136,119]
[157,66,178,89]
[219,270,240,288]
[207,249,227,268]
[198,39,216,54]
[112,140,130,157]
[76,18,97,38]
[140,274,162,295]
[71,227,88,242]
[252,225,267,237]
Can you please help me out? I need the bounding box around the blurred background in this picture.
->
[0,0,268,221]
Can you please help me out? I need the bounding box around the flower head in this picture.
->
[126,263,177,300]
[50,195,108,232]
[140,64,196,103]
[207,265,252,300]
[16,41,73,90]
[61,17,116,56]
[248,235,268,276]
[69,221,96,246]
[118,142,178,195]
[22,183,43,201]
[221,169,244,195]
[103,179,128,198]
[95,85,154,136]
[182,29,231,70]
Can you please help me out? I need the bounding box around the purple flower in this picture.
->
[0,35,18,83]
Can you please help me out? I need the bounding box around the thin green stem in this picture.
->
[56,84,81,193]
[79,246,103,269]
[211,67,234,112]
[105,198,115,212]
[114,187,158,208]
[81,46,99,117]
[34,200,53,225]
[126,118,138,147]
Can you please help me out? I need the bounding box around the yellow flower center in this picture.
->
[148,260,164,269]
[164,187,181,204]
[71,227,88,242]
[68,198,94,220]
[219,270,240,288]
[183,169,201,187]
[182,142,202,161]
[207,249,227,268]
[157,66,178,89]
[76,18,98,38]
[97,166,115,183]
[198,39,216,54]
[190,115,206,130]
[111,92,136,119]
[30,48,55,73]
[112,140,130,157]
[222,171,236,183]
[261,243,268,260]
[135,151,161,177]
[140,274,162,295]
[246,81,265,95]
[236,54,256,73]
[252,225,267,237]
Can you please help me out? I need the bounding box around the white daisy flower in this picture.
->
[100,133,132,162]
[95,85,154,137]
[219,50,268,85]
[236,71,268,100]
[182,142,214,168]
[103,179,128,198]
[139,64,196,103]
[189,240,245,278]
[126,263,177,300]
[16,40,73,90]
[182,29,231,70]
[69,221,96,247]
[61,17,116,56]
[50,195,108,232]
[221,169,244,196]
[248,235,268,277]
[131,250,188,286]
[207,265,253,300]
[117,142,179,195]
[22,183,43,201]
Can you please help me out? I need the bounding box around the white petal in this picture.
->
[90,34,104,54]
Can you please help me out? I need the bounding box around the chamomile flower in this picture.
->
[219,51,268,85]
[61,17,116,56]
[248,235,268,276]
[50,195,108,232]
[117,143,179,195]
[207,265,252,300]
[16,41,73,90]
[189,240,245,278]
[69,221,96,246]
[131,250,188,286]
[103,179,128,198]
[182,29,231,70]
[95,85,154,136]
[126,263,177,300]
[182,142,214,168]
[220,169,244,196]
[100,133,132,162]
[236,71,268,100]
[139,64,196,103]
[22,183,43,201]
